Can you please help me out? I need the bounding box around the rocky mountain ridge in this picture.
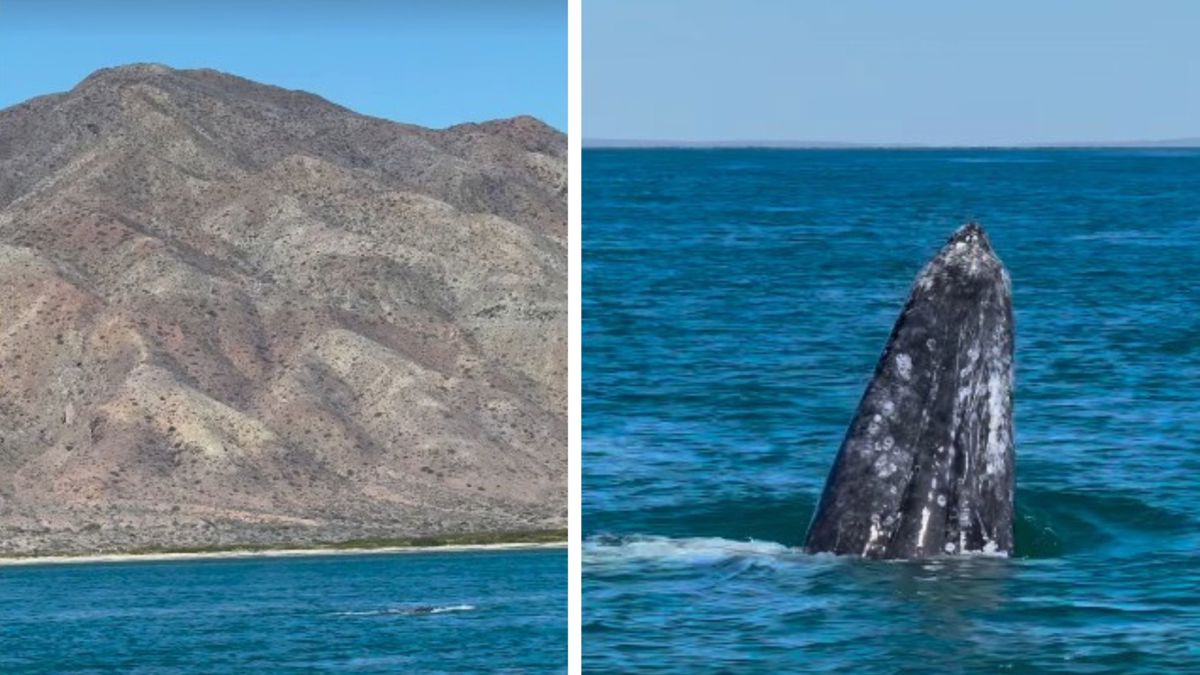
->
[0,64,565,555]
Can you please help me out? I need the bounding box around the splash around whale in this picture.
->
[804,223,1015,560]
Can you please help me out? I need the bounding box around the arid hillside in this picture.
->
[0,64,565,555]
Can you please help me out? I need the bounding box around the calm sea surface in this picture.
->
[0,548,565,673]
[583,149,1200,673]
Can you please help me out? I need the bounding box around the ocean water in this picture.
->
[583,149,1200,672]
[0,548,565,673]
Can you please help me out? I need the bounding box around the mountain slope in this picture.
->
[0,64,565,555]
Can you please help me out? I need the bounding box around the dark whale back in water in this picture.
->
[804,223,1015,559]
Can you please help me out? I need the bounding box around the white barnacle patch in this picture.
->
[983,540,998,555]
[874,454,898,478]
[864,515,883,555]
[881,400,895,416]
[895,353,913,380]
[936,494,947,507]
[959,344,982,381]
[917,507,932,547]
[925,338,937,352]
[984,370,1011,475]
[944,542,956,554]
[882,435,895,451]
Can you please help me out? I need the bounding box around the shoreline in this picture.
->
[0,540,566,567]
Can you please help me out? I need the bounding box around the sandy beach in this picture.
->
[0,541,566,567]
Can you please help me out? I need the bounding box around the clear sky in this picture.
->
[0,0,565,130]
[585,0,1200,145]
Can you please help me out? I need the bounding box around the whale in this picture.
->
[804,223,1015,559]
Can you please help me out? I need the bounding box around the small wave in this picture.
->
[426,604,475,614]
[943,157,1053,164]
[584,534,794,568]
[1015,487,1196,558]
[1062,229,1191,247]
[332,604,476,617]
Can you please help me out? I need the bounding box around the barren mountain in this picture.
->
[0,64,566,555]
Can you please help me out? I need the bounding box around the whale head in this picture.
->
[805,222,1016,559]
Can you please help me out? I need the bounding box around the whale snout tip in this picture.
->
[950,221,988,246]
[943,221,999,260]
[921,222,1006,282]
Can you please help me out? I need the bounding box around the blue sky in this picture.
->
[585,1,1200,145]
[0,0,565,130]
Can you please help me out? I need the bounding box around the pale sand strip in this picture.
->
[0,541,567,567]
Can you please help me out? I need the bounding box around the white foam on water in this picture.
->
[427,604,476,614]
[958,546,1010,559]
[584,535,794,569]
[332,604,477,617]
[583,535,1015,571]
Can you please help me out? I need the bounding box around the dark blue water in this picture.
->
[0,548,565,673]
[583,149,1200,672]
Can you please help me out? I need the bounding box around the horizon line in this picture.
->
[583,137,1200,150]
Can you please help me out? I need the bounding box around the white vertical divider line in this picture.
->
[567,0,583,672]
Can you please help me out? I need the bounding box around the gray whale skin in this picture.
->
[804,223,1015,559]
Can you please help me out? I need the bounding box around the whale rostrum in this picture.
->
[804,223,1015,559]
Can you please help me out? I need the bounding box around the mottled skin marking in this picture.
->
[804,223,1015,559]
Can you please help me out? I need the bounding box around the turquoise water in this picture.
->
[0,549,564,673]
[583,149,1200,672]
